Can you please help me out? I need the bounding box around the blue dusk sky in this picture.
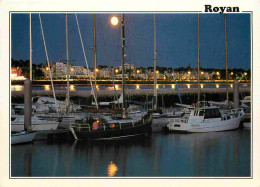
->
[11,13,251,70]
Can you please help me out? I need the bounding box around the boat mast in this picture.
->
[93,13,98,101]
[153,14,157,110]
[65,13,70,114]
[121,14,125,109]
[29,13,32,81]
[197,14,200,105]
[224,14,229,105]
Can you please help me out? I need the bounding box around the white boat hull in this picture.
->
[168,116,243,133]
[11,131,37,145]
[11,122,59,131]
[152,117,179,132]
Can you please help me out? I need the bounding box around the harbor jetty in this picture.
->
[11,87,250,97]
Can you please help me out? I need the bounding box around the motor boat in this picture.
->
[11,115,59,131]
[167,106,244,133]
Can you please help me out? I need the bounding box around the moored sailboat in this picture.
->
[70,14,153,140]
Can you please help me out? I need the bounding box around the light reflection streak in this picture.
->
[11,85,23,91]
[70,85,75,91]
[107,161,118,177]
[44,85,50,91]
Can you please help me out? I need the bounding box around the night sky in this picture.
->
[11,13,251,70]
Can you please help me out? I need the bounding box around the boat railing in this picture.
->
[71,123,91,131]
[171,118,188,123]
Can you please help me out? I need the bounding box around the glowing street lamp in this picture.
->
[244,72,247,76]
[46,67,49,71]
[111,16,119,26]
[115,69,119,73]
[231,72,234,75]
[137,70,140,74]
[95,68,99,72]
[188,71,191,75]
[216,72,220,75]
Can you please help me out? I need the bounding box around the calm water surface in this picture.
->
[11,129,251,177]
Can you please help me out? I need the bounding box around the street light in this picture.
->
[115,69,119,74]
[137,70,140,74]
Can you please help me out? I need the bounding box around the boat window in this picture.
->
[204,108,221,119]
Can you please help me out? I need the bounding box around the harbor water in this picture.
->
[11,128,251,177]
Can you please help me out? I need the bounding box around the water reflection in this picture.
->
[11,85,23,91]
[108,161,119,176]
[11,130,250,177]
[23,144,33,176]
[44,85,50,91]
[70,85,75,91]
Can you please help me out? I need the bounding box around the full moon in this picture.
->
[111,16,119,26]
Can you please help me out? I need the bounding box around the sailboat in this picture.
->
[11,14,39,144]
[150,14,185,132]
[70,14,152,140]
[167,14,244,133]
[31,14,86,128]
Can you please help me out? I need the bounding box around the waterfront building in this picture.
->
[11,67,25,80]
[119,63,135,71]
[55,61,67,77]
[96,68,112,79]
[71,66,84,76]
[83,68,94,78]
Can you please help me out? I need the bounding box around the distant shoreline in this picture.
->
[11,79,250,85]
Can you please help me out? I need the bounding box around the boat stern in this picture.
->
[167,119,191,132]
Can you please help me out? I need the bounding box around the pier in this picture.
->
[11,87,250,97]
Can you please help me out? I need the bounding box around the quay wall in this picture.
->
[11,87,250,97]
[11,87,250,107]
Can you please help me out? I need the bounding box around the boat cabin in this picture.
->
[188,106,222,123]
